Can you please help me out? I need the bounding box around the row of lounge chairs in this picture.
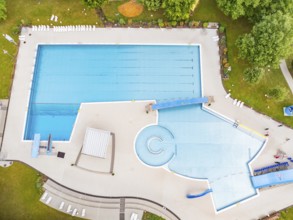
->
[31,25,97,32]
[32,25,50,31]
[53,25,96,32]
[41,191,86,217]
[225,93,244,108]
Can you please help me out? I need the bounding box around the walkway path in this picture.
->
[0,99,8,150]
[41,179,178,220]
[280,60,293,94]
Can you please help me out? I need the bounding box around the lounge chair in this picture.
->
[81,208,86,217]
[225,93,231,99]
[130,213,138,220]
[41,192,48,200]
[67,205,72,213]
[45,196,52,204]
[59,201,64,210]
[72,208,78,216]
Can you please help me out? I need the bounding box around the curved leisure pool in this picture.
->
[25,45,265,211]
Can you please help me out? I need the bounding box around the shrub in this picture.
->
[222,58,227,65]
[193,21,200,27]
[12,25,21,35]
[188,20,194,27]
[223,48,228,55]
[268,86,289,101]
[171,21,177,27]
[0,0,7,21]
[224,63,230,68]
[139,0,162,11]
[243,67,264,84]
[82,0,107,8]
[128,19,132,25]
[203,22,209,28]
[119,18,126,25]
[219,26,225,33]
[158,19,164,27]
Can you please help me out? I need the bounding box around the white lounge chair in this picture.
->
[130,213,138,220]
[55,16,58,22]
[59,201,64,210]
[72,208,78,216]
[233,99,237,105]
[67,205,72,213]
[240,102,244,108]
[225,93,231,99]
[236,100,241,107]
[41,192,48,200]
[81,208,86,217]
[50,14,55,21]
[45,196,52,204]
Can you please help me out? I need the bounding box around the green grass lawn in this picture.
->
[280,207,293,220]
[0,0,101,98]
[192,0,293,126]
[142,211,165,220]
[0,162,78,220]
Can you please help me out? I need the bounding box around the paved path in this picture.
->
[280,60,293,94]
[42,179,175,220]
[0,99,8,150]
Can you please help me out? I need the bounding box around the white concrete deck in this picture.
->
[2,28,293,220]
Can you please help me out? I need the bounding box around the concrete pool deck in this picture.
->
[2,27,293,219]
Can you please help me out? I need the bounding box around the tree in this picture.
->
[247,0,293,22]
[236,12,293,68]
[82,0,107,8]
[162,0,194,21]
[0,0,7,21]
[215,0,261,20]
[216,0,293,21]
[139,0,162,11]
[243,67,264,84]
[267,86,288,101]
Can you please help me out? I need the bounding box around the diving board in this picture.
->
[251,169,293,189]
[150,97,209,111]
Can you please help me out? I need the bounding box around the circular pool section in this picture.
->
[135,125,176,167]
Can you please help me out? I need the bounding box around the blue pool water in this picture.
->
[25,45,265,211]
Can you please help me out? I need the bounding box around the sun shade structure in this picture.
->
[82,128,111,158]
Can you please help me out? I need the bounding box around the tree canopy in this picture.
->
[139,0,162,11]
[216,0,293,21]
[236,12,293,68]
[215,0,260,20]
[0,0,7,21]
[246,0,293,22]
[161,0,194,21]
[82,0,107,8]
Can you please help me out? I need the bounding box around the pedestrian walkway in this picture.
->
[0,99,8,149]
[280,60,293,94]
[42,179,178,220]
